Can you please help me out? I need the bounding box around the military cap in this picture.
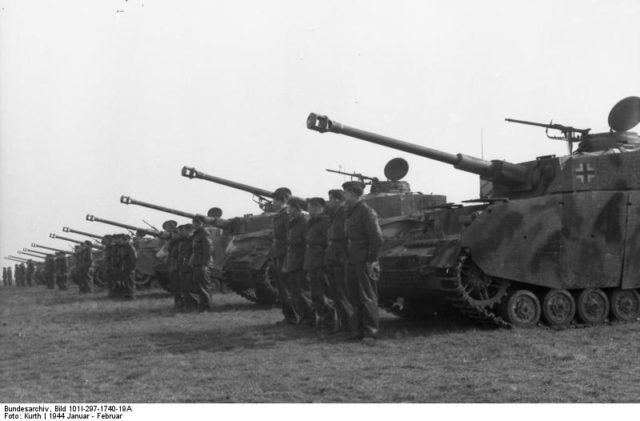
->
[307,197,326,207]
[342,181,365,196]
[328,189,344,200]
[207,207,223,218]
[273,187,292,202]
[162,220,178,231]
[287,196,307,211]
[83,240,92,245]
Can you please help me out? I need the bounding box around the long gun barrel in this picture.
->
[6,256,28,263]
[22,248,51,257]
[17,251,45,260]
[62,227,103,240]
[307,113,529,186]
[31,243,72,254]
[505,118,590,139]
[85,214,159,237]
[120,196,196,219]
[181,166,274,203]
[49,233,104,250]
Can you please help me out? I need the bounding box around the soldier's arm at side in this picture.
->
[364,207,383,262]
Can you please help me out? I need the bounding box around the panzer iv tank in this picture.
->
[307,96,640,328]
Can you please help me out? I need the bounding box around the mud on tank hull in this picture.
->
[378,193,640,328]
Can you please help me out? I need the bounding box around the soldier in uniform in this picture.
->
[77,241,93,293]
[324,189,353,332]
[284,196,313,324]
[25,260,35,287]
[166,224,183,308]
[7,266,12,286]
[115,234,137,299]
[270,187,298,323]
[304,197,338,330]
[54,252,68,290]
[187,215,215,311]
[17,264,25,287]
[102,235,118,297]
[44,255,55,289]
[2,267,6,286]
[343,181,384,340]
[177,224,195,311]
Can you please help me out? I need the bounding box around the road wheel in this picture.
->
[542,289,575,327]
[503,289,541,328]
[576,289,609,325]
[609,289,640,322]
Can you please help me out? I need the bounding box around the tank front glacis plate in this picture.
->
[364,192,447,219]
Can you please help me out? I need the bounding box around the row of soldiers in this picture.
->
[42,242,94,292]
[3,261,37,287]
[269,181,383,341]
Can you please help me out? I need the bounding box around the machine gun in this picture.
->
[505,118,591,152]
[326,168,379,185]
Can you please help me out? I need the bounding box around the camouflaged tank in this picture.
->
[307,96,640,328]
[181,167,279,305]
[85,214,172,291]
[325,160,449,317]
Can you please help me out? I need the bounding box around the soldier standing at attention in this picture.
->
[26,260,35,287]
[7,266,13,286]
[284,196,313,324]
[2,267,6,286]
[324,189,353,332]
[177,224,195,311]
[167,225,183,308]
[102,235,117,298]
[188,215,215,312]
[343,181,383,341]
[270,187,297,323]
[304,197,338,330]
[17,264,25,287]
[44,255,55,289]
[54,252,68,290]
[117,235,137,299]
[77,241,93,293]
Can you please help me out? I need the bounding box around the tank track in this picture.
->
[441,254,511,328]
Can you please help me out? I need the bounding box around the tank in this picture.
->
[85,214,170,290]
[181,167,279,305]
[306,96,640,328]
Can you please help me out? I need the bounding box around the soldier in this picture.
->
[7,266,12,286]
[77,241,93,293]
[177,224,195,311]
[304,197,338,330]
[166,224,183,308]
[342,181,383,340]
[270,187,298,323]
[284,196,313,324]
[44,255,55,289]
[54,252,68,290]
[18,264,26,287]
[2,267,6,286]
[70,246,81,287]
[187,215,215,311]
[115,234,137,299]
[324,189,353,332]
[25,260,35,287]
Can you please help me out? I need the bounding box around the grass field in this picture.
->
[1,285,639,403]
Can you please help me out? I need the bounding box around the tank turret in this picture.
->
[120,196,196,219]
[85,214,159,237]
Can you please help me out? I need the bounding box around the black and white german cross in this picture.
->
[575,162,596,183]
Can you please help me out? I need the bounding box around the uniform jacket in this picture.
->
[325,206,348,265]
[304,214,329,271]
[284,214,307,272]
[345,200,383,264]
[191,227,213,267]
[270,207,289,259]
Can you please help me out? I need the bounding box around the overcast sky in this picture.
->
[1,0,639,261]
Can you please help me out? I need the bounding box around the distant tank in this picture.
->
[119,195,227,291]
[85,214,171,290]
[181,167,279,305]
[307,96,640,328]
